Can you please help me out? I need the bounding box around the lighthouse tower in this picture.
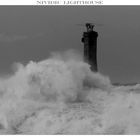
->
[81,23,98,72]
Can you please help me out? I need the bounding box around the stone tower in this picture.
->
[81,23,98,72]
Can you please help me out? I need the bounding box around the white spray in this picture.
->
[0,50,140,134]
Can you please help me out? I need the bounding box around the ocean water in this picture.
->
[0,51,140,134]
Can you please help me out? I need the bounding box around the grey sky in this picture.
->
[0,6,140,83]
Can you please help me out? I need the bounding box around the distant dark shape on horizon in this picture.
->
[81,23,98,72]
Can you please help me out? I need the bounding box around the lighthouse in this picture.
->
[81,23,98,72]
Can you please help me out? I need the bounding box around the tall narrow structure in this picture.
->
[81,23,98,72]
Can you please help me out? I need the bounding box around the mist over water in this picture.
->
[0,50,140,134]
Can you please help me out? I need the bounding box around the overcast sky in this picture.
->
[0,6,140,83]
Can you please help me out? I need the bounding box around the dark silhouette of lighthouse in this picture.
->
[81,23,98,72]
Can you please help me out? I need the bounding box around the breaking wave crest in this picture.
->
[0,50,140,134]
